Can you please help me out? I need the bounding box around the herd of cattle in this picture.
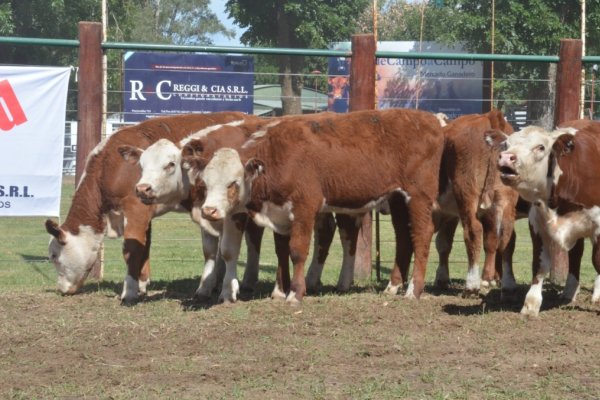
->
[44,108,600,317]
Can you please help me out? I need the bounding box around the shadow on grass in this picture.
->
[20,253,54,282]
[439,282,592,316]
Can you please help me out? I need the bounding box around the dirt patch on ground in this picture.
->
[1,282,600,399]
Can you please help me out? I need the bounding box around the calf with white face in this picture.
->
[199,109,445,304]
[120,138,189,209]
[490,125,583,316]
[118,133,263,300]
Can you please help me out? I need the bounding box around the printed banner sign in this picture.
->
[123,52,254,122]
[328,41,483,118]
[0,66,71,216]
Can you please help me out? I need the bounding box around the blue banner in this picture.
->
[123,52,254,122]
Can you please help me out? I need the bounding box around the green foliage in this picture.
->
[114,0,233,45]
[0,3,14,35]
[226,0,369,48]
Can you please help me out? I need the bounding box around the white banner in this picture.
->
[0,66,71,216]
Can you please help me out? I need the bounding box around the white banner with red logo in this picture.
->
[0,66,71,216]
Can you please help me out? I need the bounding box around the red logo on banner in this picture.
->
[0,80,28,131]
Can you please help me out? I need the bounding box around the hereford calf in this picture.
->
[433,110,519,295]
[45,111,258,302]
[117,119,269,299]
[181,113,359,301]
[196,108,445,303]
[489,122,589,316]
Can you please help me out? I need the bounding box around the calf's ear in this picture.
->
[45,219,66,245]
[118,145,143,164]
[244,158,265,178]
[484,129,508,149]
[181,140,205,170]
[552,133,575,156]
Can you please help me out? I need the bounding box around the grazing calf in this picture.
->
[45,111,257,302]
[489,122,590,316]
[433,110,519,296]
[196,108,445,303]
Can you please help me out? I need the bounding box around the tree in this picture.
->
[0,3,14,35]
[226,0,369,115]
[114,0,234,45]
[0,0,99,65]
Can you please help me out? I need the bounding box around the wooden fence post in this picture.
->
[551,38,582,283]
[76,21,103,184]
[349,34,376,280]
[77,21,103,279]
[554,39,582,126]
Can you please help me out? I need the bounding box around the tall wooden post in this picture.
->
[76,22,103,184]
[77,21,103,279]
[349,34,376,280]
[551,38,582,283]
[554,39,582,127]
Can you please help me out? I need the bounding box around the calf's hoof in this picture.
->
[520,297,541,318]
[271,284,287,301]
[218,294,237,304]
[285,291,302,306]
[383,281,401,296]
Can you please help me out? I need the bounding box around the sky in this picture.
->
[208,0,243,47]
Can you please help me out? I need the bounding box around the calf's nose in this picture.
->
[498,152,516,166]
[202,206,221,221]
[136,183,153,198]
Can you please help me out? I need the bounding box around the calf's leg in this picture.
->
[385,195,413,296]
[120,197,154,303]
[272,232,291,300]
[433,215,459,289]
[305,213,336,292]
[241,219,264,292]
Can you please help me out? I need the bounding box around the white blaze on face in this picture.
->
[498,126,565,202]
[200,148,246,221]
[137,139,185,204]
[48,225,104,294]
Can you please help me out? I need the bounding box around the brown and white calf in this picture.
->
[490,122,591,316]
[45,111,258,301]
[432,110,519,295]
[173,115,363,300]
[195,108,445,303]
[117,118,270,300]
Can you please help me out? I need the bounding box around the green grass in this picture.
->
[0,176,596,295]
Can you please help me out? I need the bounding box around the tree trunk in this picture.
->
[276,1,302,115]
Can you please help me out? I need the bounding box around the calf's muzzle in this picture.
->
[201,206,222,221]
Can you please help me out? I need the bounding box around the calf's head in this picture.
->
[45,220,103,294]
[488,125,575,203]
[196,148,264,231]
[118,139,186,205]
